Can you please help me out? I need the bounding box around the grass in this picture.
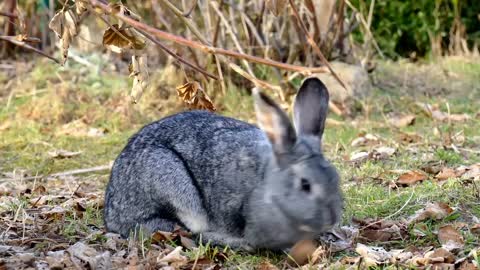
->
[0,57,479,268]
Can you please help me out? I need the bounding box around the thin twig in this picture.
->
[89,0,328,75]
[288,0,347,90]
[138,29,218,80]
[361,189,415,230]
[0,11,17,18]
[0,35,60,64]
[0,163,112,182]
[182,0,198,17]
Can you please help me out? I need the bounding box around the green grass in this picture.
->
[1,58,479,268]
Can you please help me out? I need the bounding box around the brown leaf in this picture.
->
[48,8,80,65]
[318,225,359,253]
[419,103,470,122]
[256,261,279,270]
[351,133,380,147]
[460,163,480,180]
[424,248,455,264]
[408,202,454,223]
[288,239,317,266]
[129,55,149,103]
[103,24,146,53]
[398,132,423,144]
[157,246,188,268]
[436,168,457,180]
[355,243,392,267]
[397,170,427,185]
[470,224,480,235]
[458,261,478,270]
[109,2,142,21]
[151,231,175,243]
[438,225,464,251]
[176,82,216,111]
[389,114,416,128]
[265,0,287,16]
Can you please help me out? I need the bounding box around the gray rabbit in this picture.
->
[104,77,343,250]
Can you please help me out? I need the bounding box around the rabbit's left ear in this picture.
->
[293,78,330,141]
[253,88,296,154]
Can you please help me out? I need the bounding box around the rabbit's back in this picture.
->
[117,110,271,231]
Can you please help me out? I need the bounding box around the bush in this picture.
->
[350,0,480,58]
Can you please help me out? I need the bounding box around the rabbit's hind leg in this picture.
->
[148,147,210,234]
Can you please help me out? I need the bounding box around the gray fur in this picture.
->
[104,77,343,250]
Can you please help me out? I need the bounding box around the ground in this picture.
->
[0,55,479,269]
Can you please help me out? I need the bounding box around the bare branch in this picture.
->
[89,0,328,75]
[0,35,60,64]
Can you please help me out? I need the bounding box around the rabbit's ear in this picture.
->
[253,88,296,154]
[293,78,329,140]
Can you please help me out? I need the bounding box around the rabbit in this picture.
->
[104,77,343,251]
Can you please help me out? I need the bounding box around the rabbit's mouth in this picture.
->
[272,194,341,233]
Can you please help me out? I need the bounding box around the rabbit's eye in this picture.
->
[300,178,311,193]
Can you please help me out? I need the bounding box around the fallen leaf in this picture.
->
[67,242,111,269]
[372,146,396,160]
[157,246,188,268]
[349,151,369,162]
[438,225,464,251]
[389,114,416,128]
[424,248,455,264]
[288,239,317,266]
[460,163,480,180]
[470,224,480,235]
[256,261,279,270]
[458,261,478,270]
[397,170,427,185]
[103,24,146,53]
[351,133,380,147]
[318,225,359,253]
[408,202,454,224]
[129,55,149,103]
[355,243,392,267]
[419,103,470,122]
[398,132,423,144]
[436,168,457,180]
[47,149,82,159]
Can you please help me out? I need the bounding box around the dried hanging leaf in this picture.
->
[75,0,90,15]
[408,202,454,224]
[103,24,146,53]
[108,2,142,21]
[397,170,427,186]
[129,55,149,103]
[48,8,81,65]
[438,225,464,251]
[176,82,216,111]
[265,0,287,16]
